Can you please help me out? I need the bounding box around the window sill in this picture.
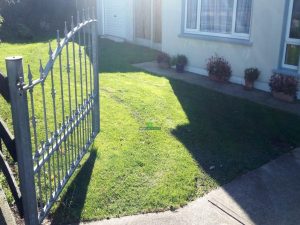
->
[273,68,300,77]
[178,33,253,46]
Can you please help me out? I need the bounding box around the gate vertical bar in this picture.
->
[6,57,39,225]
[92,10,100,135]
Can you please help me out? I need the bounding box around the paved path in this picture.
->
[0,186,16,225]
[83,148,300,225]
[133,62,300,116]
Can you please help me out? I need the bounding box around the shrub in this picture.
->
[269,73,299,96]
[157,52,171,66]
[16,23,33,40]
[245,68,260,82]
[174,55,188,66]
[172,55,188,73]
[171,56,177,66]
[206,55,232,82]
[0,0,80,41]
[0,15,3,29]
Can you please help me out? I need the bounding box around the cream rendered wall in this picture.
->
[126,0,134,41]
[162,0,286,92]
[97,0,103,35]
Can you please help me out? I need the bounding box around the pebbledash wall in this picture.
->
[161,0,300,99]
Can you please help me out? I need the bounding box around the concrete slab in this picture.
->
[133,62,300,116]
[207,148,300,225]
[83,197,240,225]
[0,186,16,225]
[83,148,300,225]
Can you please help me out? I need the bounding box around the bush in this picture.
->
[0,0,96,41]
[245,68,260,82]
[171,56,177,66]
[16,23,33,40]
[206,55,232,82]
[157,52,171,66]
[174,55,188,66]
[0,15,3,29]
[172,55,188,73]
[269,73,299,96]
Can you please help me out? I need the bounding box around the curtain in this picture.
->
[285,0,300,66]
[135,0,151,39]
[186,0,198,29]
[289,0,300,39]
[200,0,234,34]
[235,0,252,34]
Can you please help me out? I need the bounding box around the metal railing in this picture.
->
[5,8,100,225]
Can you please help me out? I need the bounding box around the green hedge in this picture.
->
[0,0,95,41]
[0,15,3,29]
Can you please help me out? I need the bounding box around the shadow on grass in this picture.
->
[166,77,300,224]
[50,149,98,225]
[98,38,159,73]
[0,34,57,44]
[168,78,300,184]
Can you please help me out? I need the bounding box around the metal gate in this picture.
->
[4,9,99,225]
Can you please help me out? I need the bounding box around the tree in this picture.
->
[0,0,84,41]
[0,16,3,29]
[0,0,14,30]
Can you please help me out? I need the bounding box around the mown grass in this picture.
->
[1,39,300,224]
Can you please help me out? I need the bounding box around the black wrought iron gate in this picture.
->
[3,8,100,225]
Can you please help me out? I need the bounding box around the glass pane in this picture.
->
[235,0,252,34]
[200,0,234,34]
[285,44,300,66]
[289,0,300,39]
[186,0,198,29]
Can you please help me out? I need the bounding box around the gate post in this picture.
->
[92,18,100,135]
[6,57,39,225]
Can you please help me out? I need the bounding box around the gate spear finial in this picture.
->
[48,41,53,59]
[71,16,75,33]
[83,9,86,22]
[77,10,81,26]
[28,65,33,86]
[64,21,68,38]
[57,30,61,47]
[92,7,95,20]
[87,8,90,20]
[39,59,44,80]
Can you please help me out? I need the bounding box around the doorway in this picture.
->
[134,0,162,50]
[103,0,128,39]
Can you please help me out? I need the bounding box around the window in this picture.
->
[283,0,300,69]
[184,0,252,39]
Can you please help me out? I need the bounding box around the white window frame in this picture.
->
[184,0,252,40]
[282,0,300,70]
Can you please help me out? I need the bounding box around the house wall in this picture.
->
[126,0,134,41]
[97,0,103,35]
[162,0,287,93]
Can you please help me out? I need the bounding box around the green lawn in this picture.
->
[1,39,300,224]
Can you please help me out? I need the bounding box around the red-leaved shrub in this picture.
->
[206,55,232,82]
[269,73,298,96]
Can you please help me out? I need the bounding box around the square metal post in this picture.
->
[6,57,39,225]
[92,19,100,135]
[298,54,300,74]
